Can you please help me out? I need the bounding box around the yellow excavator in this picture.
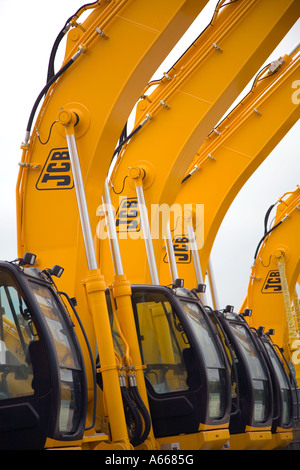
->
[7,0,211,450]
[0,0,299,451]
[101,0,299,286]
[235,186,300,450]
[243,187,300,377]
[162,43,300,293]
[95,0,300,450]
[103,40,300,291]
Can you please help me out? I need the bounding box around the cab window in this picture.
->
[230,323,270,423]
[0,269,37,400]
[29,281,84,434]
[131,291,190,395]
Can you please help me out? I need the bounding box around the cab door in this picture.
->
[0,266,53,449]
[0,264,87,449]
[129,286,230,437]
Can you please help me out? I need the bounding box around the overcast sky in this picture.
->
[0,0,299,309]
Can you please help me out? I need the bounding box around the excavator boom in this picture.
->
[157,43,300,290]
[1,0,299,451]
[13,0,210,449]
[16,0,206,396]
[101,0,300,286]
[245,187,300,369]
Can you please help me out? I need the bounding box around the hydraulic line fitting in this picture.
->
[128,166,146,183]
[58,109,79,128]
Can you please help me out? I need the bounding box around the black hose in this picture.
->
[130,384,151,445]
[264,203,276,236]
[27,2,103,138]
[253,200,284,260]
[121,385,143,447]
[119,122,128,144]
[253,219,283,261]
[112,122,145,159]
[26,57,75,136]
[46,1,101,82]
[181,173,191,183]
[26,58,75,136]
[46,30,66,84]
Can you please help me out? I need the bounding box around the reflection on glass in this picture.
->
[230,323,269,423]
[264,342,291,425]
[182,301,226,419]
[30,282,82,433]
[132,291,189,394]
[181,301,223,368]
[30,283,79,370]
[0,269,36,400]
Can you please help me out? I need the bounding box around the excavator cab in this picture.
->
[0,255,87,450]
[107,283,231,448]
[208,307,274,449]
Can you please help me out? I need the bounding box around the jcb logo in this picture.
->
[261,270,282,294]
[116,197,140,233]
[163,235,191,264]
[36,148,73,190]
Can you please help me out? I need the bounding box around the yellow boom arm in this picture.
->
[158,44,300,290]
[16,0,208,448]
[243,187,300,382]
[17,0,206,276]
[100,0,300,287]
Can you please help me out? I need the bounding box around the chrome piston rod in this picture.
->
[66,133,98,270]
[165,222,179,284]
[135,185,159,285]
[187,224,207,304]
[103,178,124,276]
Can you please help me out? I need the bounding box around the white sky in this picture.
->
[0,0,299,310]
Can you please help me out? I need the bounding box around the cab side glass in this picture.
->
[264,341,292,426]
[133,291,190,395]
[0,270,37,400]
[181,301,228,420]
[230,323,270,424]
[29,281,85,435]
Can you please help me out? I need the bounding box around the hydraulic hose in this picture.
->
[264,203,277,236]
[112,115,150,160]
[121,383,143,447]
[25,2,104,143]
[129,383,151,445]
[253,219,284,261]
[253,200,286,261]
[25,55,79,143]
[46,30,66,84]
[46,1,101,82]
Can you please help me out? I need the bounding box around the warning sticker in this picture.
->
[36,148,73,190]
[261,270,282,294]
